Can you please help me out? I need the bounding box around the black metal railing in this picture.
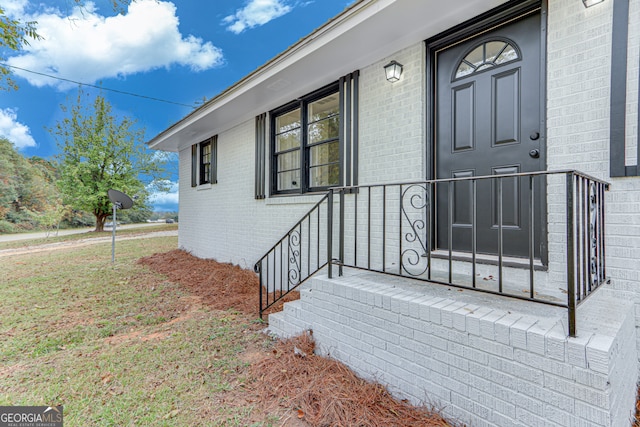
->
[255,170,609,336]
[255,194,329,317]
[326,170,609,337]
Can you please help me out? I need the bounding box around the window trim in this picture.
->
[270,82,341,195]
[452,37,521,81]
[191,135,218,187]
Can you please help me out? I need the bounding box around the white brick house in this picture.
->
[149,0,640,425]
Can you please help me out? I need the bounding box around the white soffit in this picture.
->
[149,0,508,152]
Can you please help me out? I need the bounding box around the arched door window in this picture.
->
[454,39,520,80]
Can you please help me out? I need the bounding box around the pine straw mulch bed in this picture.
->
[137,248,299,316]
[252,331,451,427]
[138,249,454,427]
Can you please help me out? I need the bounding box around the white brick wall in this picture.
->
[358,43,426,185]
[546,0,640,352]
[178,121,324,268]
[268,272,638,427]
[546,0,614,286]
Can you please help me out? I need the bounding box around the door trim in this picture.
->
[424,0,548,265]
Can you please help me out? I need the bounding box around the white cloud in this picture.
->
[1,0,28,18]
[7,0,223,89]
[0,108,37,150]
[223,0,292,34]
[151,151,178,163]
[148,180,179,210]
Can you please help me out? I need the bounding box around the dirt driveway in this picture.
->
[0,229,178,258]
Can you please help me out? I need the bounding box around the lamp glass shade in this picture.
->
[384,60,403,83]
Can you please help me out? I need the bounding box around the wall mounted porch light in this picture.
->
[384,60,403,83]
[582,0,604,7]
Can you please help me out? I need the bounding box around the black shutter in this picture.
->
[609,0,635,176]
[340,71,359,186]
[255,113,266,199]
[211,135,218,184]
[191,144,197,187]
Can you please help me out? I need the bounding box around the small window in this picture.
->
[191,136,218,186]
[455,39,520,79]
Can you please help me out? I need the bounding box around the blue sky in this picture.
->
[0,0,353,211]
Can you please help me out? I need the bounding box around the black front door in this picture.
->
[435,11,544,259]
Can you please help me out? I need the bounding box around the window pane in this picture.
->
[310,141,339,166]
[202,164,210,183]
[456,61,474,78]
[278,170,300,190]
[275,109,301,134]
[200,141,211,184]
[465,45,484,69]
[308,93,339,122]
[277,150,300,172]
[308,116,339,144]
[495,44,517,64]
[202,143,211,161]
[455,41,520,79]
[276,128,301,152]
[485,41,507,63]
[309,164,340,188]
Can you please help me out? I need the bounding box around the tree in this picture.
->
[0,7,40,90]
[117,203,153,224]
[38,203,69,237]
[0,138,62,232]
[51,91,167,232]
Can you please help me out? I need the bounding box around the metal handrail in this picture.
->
[328,169,610,191]
[255,194,329,318]
[326,170,609,337]
[255,170,609,336]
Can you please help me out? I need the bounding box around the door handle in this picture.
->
[530,132,540,141]
[529,149,540,158]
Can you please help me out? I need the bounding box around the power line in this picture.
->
[1,63,198,108]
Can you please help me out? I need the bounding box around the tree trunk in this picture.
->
[95,213,109,232]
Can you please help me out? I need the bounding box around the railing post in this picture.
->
[566,172,577,337]
[328,189,334,279]
[600,182,607,283]
[339,188,345,277]
[448,181,453,283]
[498,177,504,293]
[256,262,263,319]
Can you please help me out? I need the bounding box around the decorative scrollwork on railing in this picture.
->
[288,228,302,286]
[401,248,429,277]
[400,184,430,277]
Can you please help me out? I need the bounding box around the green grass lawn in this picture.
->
[0,235,277,426]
